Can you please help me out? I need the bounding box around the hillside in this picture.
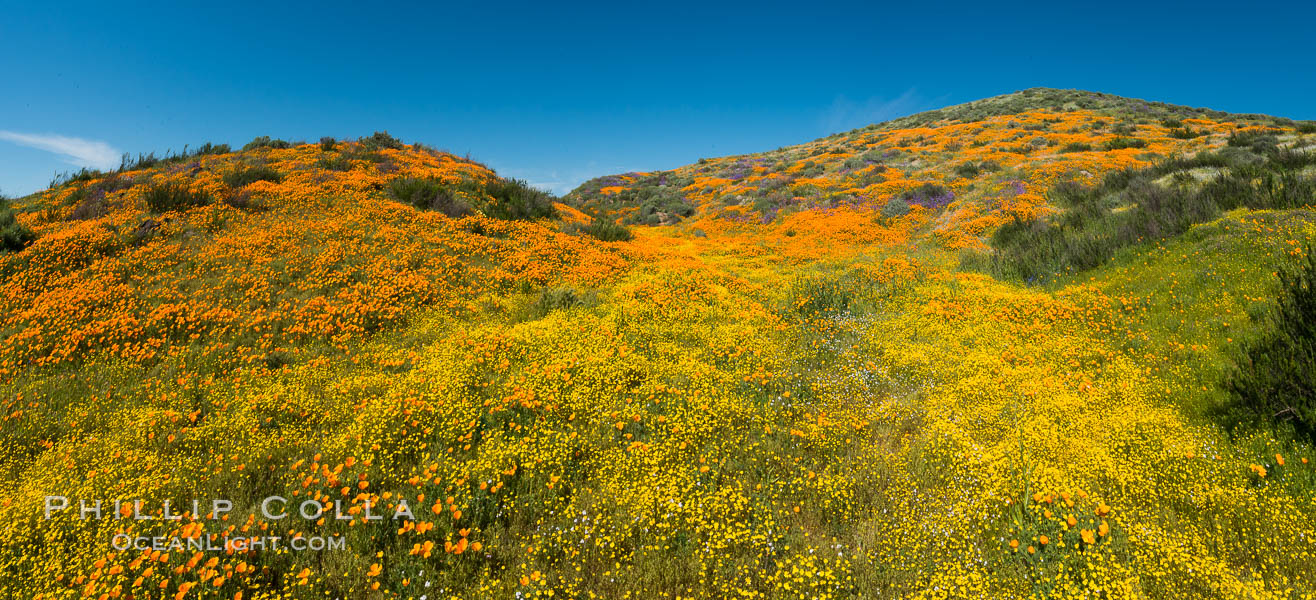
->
[566,87,1309,250]
[2,92,1316,599]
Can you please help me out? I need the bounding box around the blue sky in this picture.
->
[2,1,1313,197]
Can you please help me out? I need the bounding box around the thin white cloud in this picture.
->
[820,89,930,134]
[0,130,121,171]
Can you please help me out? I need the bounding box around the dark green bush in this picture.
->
[1215,247,1316,442]
[0,195,36,252]
[1060,142,1093,153]
[482,178,558,221]
[1298,122,1316,134]
[844,151,884,170]
[882,198,911,219]
[1228,130,1281,154]
[1110,123,1137,136]
[1168,127,1202,139]
[1103,137,1148,151]
[192,142,231,156]
[314,156,353,171]
[359,131,406,151]
[223,165,283,188]
[954,163,982,178]
[319,137,337,152]
[385,175,556,221]
[242,136,292,151]
[623,190,695,225]
[983,147,1316,284]
[567,219,633,241]
[144,182,213,214]
[386,177,473,218]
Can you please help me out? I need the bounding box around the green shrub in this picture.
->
[567,219,633,241]
[242,136,292,151]
[623,191,695,225]
[1228,130,1281,154]
[223,165,283,188]
[1111,123,1137,136]
[143,182,213,214]
[359,131,405,151]
[384,175,556,221]
[386,177,473,218]
[954,163,982,178]
[1060,142,1093,153]
[320,137,337,152]
[1168,127,1201,139]
[482,178,558,221]
[1215,247,1316,442]
[882,198,911,219]
[314,156,353,171]
[983,147,1316,283]
[844,151,884,170]
[1102,137,1148,151]
[1298,122,1316,134]
[192,142,231,156]
[0,195,36,252]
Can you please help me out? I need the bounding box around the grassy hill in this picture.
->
[1,93,1315,599]
[565,87,1309,246]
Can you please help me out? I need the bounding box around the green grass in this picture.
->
[1052,208,1316,422]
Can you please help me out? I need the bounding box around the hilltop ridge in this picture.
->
[563,88,1313,256]
[862,87,1296,133]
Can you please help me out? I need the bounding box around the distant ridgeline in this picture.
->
[565,87,1311,244]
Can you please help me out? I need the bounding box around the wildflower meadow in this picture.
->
[2,89,1315,599]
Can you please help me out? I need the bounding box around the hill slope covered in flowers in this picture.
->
[2,89,1315,599]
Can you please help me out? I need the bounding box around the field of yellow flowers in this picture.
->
[2,90,1315,598]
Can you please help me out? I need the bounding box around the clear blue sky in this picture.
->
[2,1,1313,197]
